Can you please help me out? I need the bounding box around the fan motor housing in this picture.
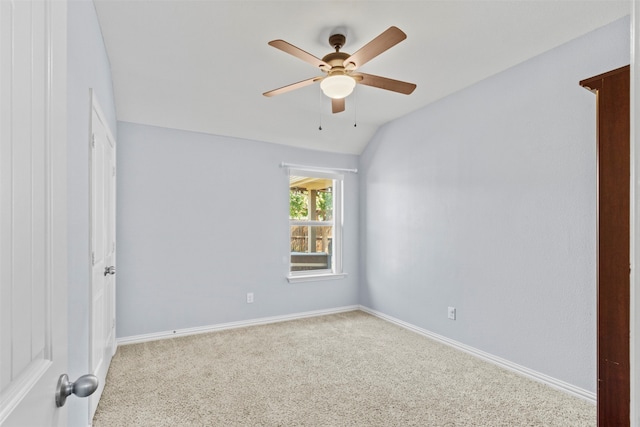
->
[322,51,350,75]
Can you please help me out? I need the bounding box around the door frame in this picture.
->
[581,65,631,425]
[88,89,117,423]
[630,1,639,425]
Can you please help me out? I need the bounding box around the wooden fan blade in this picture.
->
[263,77,322,97]
[354,72,416,95]
[332,98,345,114]
[268,40,331,70]
[343,26,406,70]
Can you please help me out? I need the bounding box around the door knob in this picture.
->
[55,374,99,407]
[104,265,115,276]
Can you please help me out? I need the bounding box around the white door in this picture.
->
[88,93,117,422]
[0,0,69,426]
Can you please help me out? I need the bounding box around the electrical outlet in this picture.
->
[246,292,254,304]
[448,306,456,320]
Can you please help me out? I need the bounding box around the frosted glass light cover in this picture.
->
[320,75,356,99]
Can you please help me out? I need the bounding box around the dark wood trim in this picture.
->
[580,65,630,427]
[579,65,630,92]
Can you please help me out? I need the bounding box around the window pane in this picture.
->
[290,176,333,221]
[316,189,333,221]
[290,225,333,271]
[289,187,308,220]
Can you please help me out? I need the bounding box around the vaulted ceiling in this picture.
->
[94,1,629,154]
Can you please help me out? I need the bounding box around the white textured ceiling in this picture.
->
[94,0,629,154]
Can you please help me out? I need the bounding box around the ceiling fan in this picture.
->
[263,26,417,114]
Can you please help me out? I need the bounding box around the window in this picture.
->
[288,169,344,282]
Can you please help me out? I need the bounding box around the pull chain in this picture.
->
[353,85,357,128]
[318,88,323,131]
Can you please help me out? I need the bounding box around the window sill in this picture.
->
[286,273,348,284]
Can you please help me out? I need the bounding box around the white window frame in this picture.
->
[287,167,346,283]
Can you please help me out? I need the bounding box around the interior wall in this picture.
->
[67,0,117,424]
[358,16,630,394]
[116,122,359,338]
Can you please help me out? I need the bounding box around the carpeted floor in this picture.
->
[92,310,595,426]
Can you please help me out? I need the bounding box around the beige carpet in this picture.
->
[92,311,595,426]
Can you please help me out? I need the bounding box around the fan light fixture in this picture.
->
[264,27,416,114]
[320,75,356,99]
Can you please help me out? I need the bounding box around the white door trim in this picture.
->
[88,89,117,423]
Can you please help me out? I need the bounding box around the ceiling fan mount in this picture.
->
[328,33,346,51]
[263,26,417,114]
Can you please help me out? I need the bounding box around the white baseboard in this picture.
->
[358,305,597,404]
[116,305,360,346]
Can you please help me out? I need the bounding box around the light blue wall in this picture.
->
[359,16,630,394]
[67,0,116,424]
[115,122,359,338]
